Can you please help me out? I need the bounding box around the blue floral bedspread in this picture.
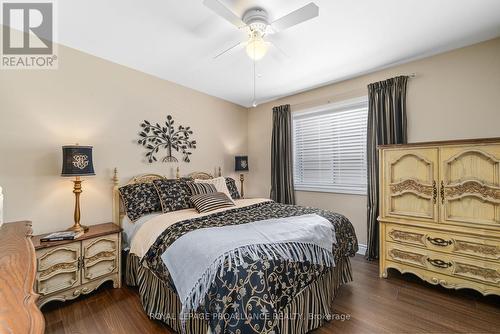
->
[142,201,358,334]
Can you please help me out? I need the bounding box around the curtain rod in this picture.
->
[290,73,417,110]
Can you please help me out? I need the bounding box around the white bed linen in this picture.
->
[122,213,161,250]
[129,198,271,259]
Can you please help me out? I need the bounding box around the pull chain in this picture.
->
[252,46,257,107]
[252,56,257,107]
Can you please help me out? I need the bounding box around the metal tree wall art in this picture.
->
[138,115,197,163]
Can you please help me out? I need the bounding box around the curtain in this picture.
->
[366,76,408,260]
[271,104,296,205]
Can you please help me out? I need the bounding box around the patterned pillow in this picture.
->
[118,183,162,221]
[195,177,234,203]
[190,192,235,213]
[153,179,193,213]
[225,177,240,199]
[187,181,217,195]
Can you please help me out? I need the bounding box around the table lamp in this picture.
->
[235,155,249,198]
[61,145,95,233]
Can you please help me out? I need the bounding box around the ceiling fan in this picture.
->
[203,0,319,61]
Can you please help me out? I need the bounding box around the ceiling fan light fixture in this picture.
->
[246,35,268,61]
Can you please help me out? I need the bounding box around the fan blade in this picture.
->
[203,0,246,29]
[271,2,319,32]
[213,41,244,59]
[268,39,289,59]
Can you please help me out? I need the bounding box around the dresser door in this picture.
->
[81,234,119,284]
[440,144,500,228]
[382,148,439,222]
[36,242,81,296]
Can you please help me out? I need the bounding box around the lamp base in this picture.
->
[240,173,245,199]
[66,223,89,233]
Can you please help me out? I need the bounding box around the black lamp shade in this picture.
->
[235,156,249,172]
[61,146,95,177]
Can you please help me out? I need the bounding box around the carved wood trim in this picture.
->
[37,274,119,308]
[0,221,44,334]
[39,262,78,280]
[445,180,500,203]
[128,174,165,184]
[454,262,500,284]
[388,249,426,267]
[383,261,500,296]
[388,229,425,245]
[390,179,433,198]
[188,171,215,180]
[37,246,79,271]
[454,240,500,259]
[85,251,116,265]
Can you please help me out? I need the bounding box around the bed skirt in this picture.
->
[126,253,352,334]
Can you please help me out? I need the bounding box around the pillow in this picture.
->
[225,177,240,200]
[153,179,193,213]
[187,181,217,195]
[190,192,235,213]
[195,177,234,203]
[118,183,162,221]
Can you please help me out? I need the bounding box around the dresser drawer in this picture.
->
[385,243,500,287]
[82,233,119,283]
[36,242,81,296]
[385,223,500,261]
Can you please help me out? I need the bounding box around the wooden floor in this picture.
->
[43,255,500,334]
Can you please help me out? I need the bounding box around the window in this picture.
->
[292,97,368,195]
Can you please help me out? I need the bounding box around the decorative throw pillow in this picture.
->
[118,183,162,222]
[225,177,240,199]
[187,181,217,195]
[190,192,235,213]
[153,178,193,213]
[195,177,235,203]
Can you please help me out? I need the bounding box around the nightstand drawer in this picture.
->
[82,233,119,283]
[36,242,81,296]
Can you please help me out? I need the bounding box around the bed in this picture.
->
[112,169,358,334]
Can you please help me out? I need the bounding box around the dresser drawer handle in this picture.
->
[426,237,452,247]
[427,258,452,269]
[432,180,437,204]
[440,181,445,204]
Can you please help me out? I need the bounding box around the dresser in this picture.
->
[0,221,44,334]
[379,138,500,296]
[32,223,122,307]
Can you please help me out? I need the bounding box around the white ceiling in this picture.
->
[57,0,500,107]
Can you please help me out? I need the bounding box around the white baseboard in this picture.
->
[356,243,367,256]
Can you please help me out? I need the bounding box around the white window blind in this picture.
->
[293,98,368,195]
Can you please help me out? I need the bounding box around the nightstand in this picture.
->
[32,223,122,307]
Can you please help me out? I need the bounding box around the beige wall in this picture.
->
[0,44,248,234]
[2,36,499,239]
[247,37,500,246]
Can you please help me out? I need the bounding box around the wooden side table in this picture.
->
[32,223,122,307]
